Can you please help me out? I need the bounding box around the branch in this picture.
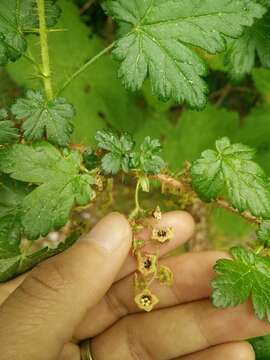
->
[153,173,261,225]
[215,198,261,225]
[37,0,53,100]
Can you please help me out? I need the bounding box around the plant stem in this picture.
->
[37,0,53,100]
[129,178,144,220]
[153,173,261,225]
[56,42,115,96]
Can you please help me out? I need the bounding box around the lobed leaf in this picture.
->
[0,0,61,65]
[130,137,166,174]
[106,0,265,108]
[0,142,95,239]
[212,246,270,322]
[191,137,270,218]
[96,130,135,174]
[11,90,75,146]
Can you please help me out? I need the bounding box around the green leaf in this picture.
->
[96,130,134,174]
[131,137,166,174]
[237,104,270,173]
[83,147,98,171]
[190,149,224,200]
[7,0,159,145]
[191,137,270,218]
[0,214,22,258]
[0,108,19,145]
[227,11,270,80]
[0,120,19,145]
[0,175,30,258]
[0,232,79,282]
[252,68,270,103]
[250,334,270,360]
[0,142,95,239]
[257,221,270,246]
[0,256,21,282]
[106,0,265,108]
[0,0,60,65]
[11,90,75,146]
[212,246,270,322]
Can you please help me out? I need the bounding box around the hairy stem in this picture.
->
[56,42,116,96]
[154,173,261,225]
[37,0,53,100]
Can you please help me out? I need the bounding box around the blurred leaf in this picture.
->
[250,334,270,360]
[0,232,79,282]
[252,68,270,103]
[238,104,270,173]
[227,12,270,80]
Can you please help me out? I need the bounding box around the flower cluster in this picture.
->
[132,208,174,312]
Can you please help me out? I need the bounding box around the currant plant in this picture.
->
[1,0,270,331]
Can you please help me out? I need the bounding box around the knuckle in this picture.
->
[19,261,69,302]
[104,289,129,320]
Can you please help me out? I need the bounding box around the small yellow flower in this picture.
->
[137,252,157,276]
[152,206,162,220]
[157,265,174,286]
[134,289,159,312]
[152,226,174,243]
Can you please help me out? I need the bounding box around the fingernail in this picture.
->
[85,212,131,252]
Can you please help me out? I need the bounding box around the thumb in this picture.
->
[0,212,132,360]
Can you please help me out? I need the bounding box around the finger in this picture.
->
[0,275,26,305]
[116,210,195,280]
[75,251,227,339]
[0,211,194,308]
[176,342,255,360]
[89,299,270,360]
[0,212,132,360]
[59,344,80,360]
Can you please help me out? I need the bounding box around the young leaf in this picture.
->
[0,142,95,239]
[105,0,265,108]
[130,137,166,174]
[0,232,79,282]
[227,12,270,80]
[0,0,61,65]
[191,137,270,218]
[96,130,134,174]
[11,90,75,146]
[212,247,270,322]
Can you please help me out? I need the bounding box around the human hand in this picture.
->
[0,211,269,360]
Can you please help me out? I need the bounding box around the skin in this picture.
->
[0,211,269,360]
